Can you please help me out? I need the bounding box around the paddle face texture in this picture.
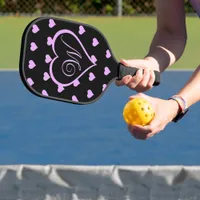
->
[20,17,118,105]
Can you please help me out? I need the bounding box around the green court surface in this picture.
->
[0,16,199,69]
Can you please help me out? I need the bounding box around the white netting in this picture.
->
[1,165,200,199]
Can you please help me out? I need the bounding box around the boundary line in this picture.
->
[0,68,18,71]
[166,69,194,72]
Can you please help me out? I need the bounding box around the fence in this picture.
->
[0,0,196,16]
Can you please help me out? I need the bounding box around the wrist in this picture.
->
[168,99,181,121]
[168,95,189,122]
[144,56,160,72]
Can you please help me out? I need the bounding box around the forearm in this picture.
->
[144,0,187,73]
[176,65,200,108]
[145,30,187,72]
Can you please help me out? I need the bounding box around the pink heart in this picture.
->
[32,24,39,34]
[92,38,99,47]
[47,37,53,46]
[106,50,111,59]
[72,95,78,102]
[87,90,94,99]
[89,72,95,81]
[28,60,36,69]
[49,19,56,28]
[45,55,52,63]
[91,55,97,63]
[43,72,50,81]
[30,42,38,51]
[42,90,48,96]
[58,86,64,93]
[73,80,80,87]
[102,84,107,91]
[79,26,85,35]
[27,78,34,86]
[104,67,111,76]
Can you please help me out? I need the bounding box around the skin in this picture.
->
[117,0,200,140]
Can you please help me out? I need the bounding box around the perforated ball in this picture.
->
[123,97,155,126]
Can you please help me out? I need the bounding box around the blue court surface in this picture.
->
[0,70,199,165]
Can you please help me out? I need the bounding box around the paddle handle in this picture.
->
[117,63,160,86]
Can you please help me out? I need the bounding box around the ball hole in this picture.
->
[145,114,148,117]
[141,108,144,111]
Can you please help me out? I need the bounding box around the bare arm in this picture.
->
[151,0,200,109]
[116,0,187,92]
[145,0,187,72]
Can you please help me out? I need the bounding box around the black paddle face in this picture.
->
[20,17,118,105]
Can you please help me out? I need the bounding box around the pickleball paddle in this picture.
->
[19,16,160,105]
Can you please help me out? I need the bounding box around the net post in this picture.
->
[117,0,123,16]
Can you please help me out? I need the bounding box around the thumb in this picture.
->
[120,59,146,68]
[141,112,161,136]
[120,59,130,67]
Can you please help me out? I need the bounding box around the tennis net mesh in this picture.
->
[1,165,200,200]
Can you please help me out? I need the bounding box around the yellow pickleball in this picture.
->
[123,97,155,126]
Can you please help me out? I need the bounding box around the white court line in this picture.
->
[0,68,18,71]
[166,68,194,71]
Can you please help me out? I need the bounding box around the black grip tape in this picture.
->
[117,63,160,86]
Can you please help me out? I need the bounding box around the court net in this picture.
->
[0,165,200,200]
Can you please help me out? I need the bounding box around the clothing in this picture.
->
[190,0,200,17]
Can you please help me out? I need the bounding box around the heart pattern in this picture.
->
[92,38,99,47]
[45,54,52,64]
[30,42,38,51]
[104,67,111,76]
[72,95,78,102]
[49,19,56,28]
[47,37,53,46]
[73,80,80,87]
[32,25,40,34]
[89,72,95,81]
[43,72,50,81]
[102,84,107,91]
[27,78,34,86]
[106,50,111,59]
[79,26,86,35]
[42,90,48,96]
[87,90,94,99]
[28,60,36,69]
[25,18,115,104]
[58,86,64,93]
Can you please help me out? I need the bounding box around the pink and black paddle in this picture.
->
[19,17,160,105]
